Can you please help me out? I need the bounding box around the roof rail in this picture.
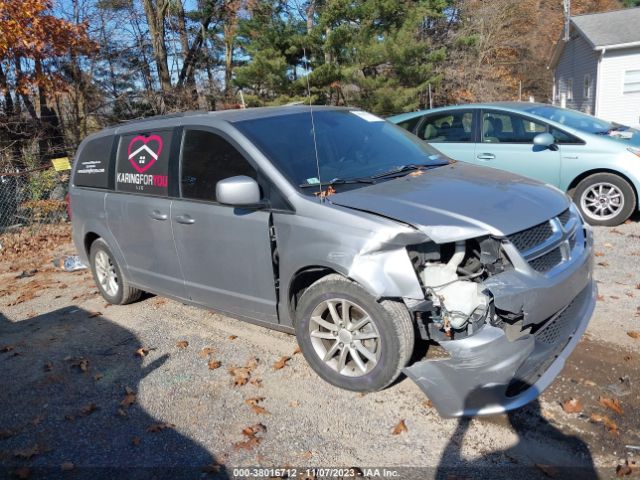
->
[114,110,208,127]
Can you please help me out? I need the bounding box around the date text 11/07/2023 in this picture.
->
[231,468,401,478]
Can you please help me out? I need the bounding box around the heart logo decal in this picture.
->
[127,135,163,173]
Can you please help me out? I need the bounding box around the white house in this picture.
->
[549,7,640,127]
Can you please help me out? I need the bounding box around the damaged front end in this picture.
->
[402,205,596,417]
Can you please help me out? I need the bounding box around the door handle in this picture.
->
[149,210,168,221]
[477,153,495,160]
[175,214,195,225]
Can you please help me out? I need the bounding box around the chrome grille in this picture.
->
[529,247,562,273]
[507,221,553,252]
[506,208,583,275]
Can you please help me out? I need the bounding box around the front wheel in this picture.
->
[573,173,636,226]
[295,274,414,392]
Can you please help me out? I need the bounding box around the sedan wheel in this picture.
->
[94,250,119,297]
[573,173,636,226]
[580,182,624,222]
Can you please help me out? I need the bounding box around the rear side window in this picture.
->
[180,129,256,202]
[417,111,474,142]
[74,135,113,189]
[115,130,172,196]
[395,116,421,133]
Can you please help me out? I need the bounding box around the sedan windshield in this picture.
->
[523,105,620,134]
[234,109,448,192]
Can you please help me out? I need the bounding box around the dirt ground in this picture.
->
[0,220,638,479]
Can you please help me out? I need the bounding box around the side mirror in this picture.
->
[533,132,556,149]
[216,176,262,207]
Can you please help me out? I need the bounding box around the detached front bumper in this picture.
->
[404,225,596,418]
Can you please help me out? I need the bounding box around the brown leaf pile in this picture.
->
[234,423,266,450]
[208,360,221,370]
[0,224,71,263]
[121,387,136,409]
[627,331,640,340]
[617,459,637,477]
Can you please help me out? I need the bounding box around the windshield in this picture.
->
[234,109,449,192]
[524,105,619,133]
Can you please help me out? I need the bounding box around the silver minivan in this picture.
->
[70,107,596,417]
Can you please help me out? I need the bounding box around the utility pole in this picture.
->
[563,0,571,42]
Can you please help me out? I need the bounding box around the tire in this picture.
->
[573,173,636,226]
[89,238,142,305]
[295,274,414,392]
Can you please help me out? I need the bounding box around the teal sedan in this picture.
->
[389,103,640,226]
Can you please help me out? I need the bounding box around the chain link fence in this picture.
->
[0,167,70,234]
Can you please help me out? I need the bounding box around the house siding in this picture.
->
[597,46,640,127]
[554,34,598,114]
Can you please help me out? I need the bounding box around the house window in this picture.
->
[583,74,591,98]
[567,78,573,101]
[623,69,640,94]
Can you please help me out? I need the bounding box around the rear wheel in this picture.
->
[89,238,142,305]
[295,274,414,392]
[573,173,636,226]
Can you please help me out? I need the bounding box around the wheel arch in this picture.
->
[84,231,101,256]
[568,168,639,208]
[287,265,348,323]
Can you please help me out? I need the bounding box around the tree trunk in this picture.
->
[141,0,172,94]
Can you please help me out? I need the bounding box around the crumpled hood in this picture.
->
[330,162,570,243]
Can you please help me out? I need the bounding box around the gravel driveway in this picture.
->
[0,221,638,479]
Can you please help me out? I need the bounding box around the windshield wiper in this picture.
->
[371,163,439,179]
[298,177,376,188]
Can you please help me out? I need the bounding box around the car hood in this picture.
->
[329,163,569,243]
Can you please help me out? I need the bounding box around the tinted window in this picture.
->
[74,135,113,189]
[482,111,547,143]
[395,116,421,132]
[115,130,172,196]
[551,128,583,145]
[180,130,257,202]
[416,111,474,142]
[234,110,448,191]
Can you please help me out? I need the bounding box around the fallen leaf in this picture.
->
[590,413,619,434]
[535,464,559,478]
[43,362,53,372]
[627,331,640,339]
[273,356,291,370]
[422,399,434,409]
[392,419,408,435]
[597,261,609,267]
[135,347,149,357]
[131,436,141,446]
[116,408,127,418]
[245,397,269,415]
[60,462,74,471]
[1,345,15,353]
[616,460,636,477]
[121,390,136,409]
[289,400,300,407]
[561,398,583,414]
[88,311,102,318]
[176,340,189,349]
[636,283,640,290]
[199,347,215,357]
[234,423,266,450]
[201,462,223,473]
[147,422,175,433]
[249,378,263,388]
[605,242,613,248]
[229,366,251,386]
[597,294,605,302]
[70,357,89,372]
[228,335,238,340]
[208,359,221,370]
[293,346,301,355]
[611,228,624,235]
[594,251,605,257]
[599,397,624,415]
[93,373,103,381]
[31,415,44,426]
[610,295,620,299]
[80,403,98,416]
[14,445,40,459]
[0,429,15,439]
